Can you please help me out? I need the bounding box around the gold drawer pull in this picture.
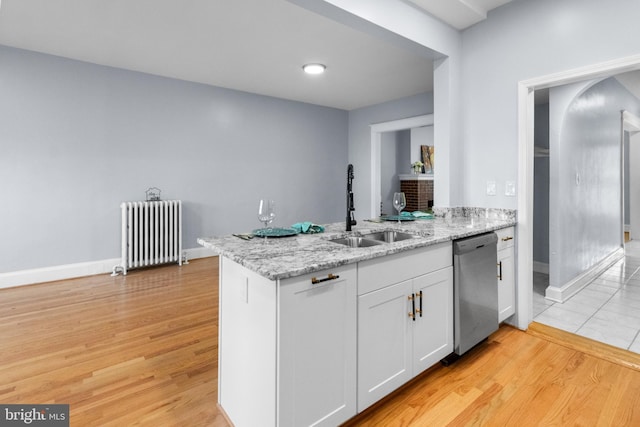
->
[501,236,513,242]
[311,274,339,285]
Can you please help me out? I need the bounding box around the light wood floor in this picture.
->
[0,258,225,426]
[3,258,640,426]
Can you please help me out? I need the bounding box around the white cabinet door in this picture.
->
[357,279,413,412]
[412,267,453,374]
[496,227,516,323]
[497,247,515,322]
[278,264,357,427]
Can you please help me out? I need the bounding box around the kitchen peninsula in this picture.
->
[198,208,516,427]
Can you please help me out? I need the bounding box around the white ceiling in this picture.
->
[0,1,638,110]
[0,0,515,110]
[407,0,513,30]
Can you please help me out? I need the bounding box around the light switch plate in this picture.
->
[505,181,516,196]
[486,181,496,196]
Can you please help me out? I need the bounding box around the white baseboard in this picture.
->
[0,247,214,289]
[544,247,624,303]
[185,247,215,261]
[533,261,549,274]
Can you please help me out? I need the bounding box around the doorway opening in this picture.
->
[624,111,640,248]
[518,54,640,331]
[369,114,434,218]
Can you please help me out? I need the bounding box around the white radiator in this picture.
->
[113,200,183,275]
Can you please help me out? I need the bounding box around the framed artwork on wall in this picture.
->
[421,145,434,174]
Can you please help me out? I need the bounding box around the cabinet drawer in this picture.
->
[358,243,452,295]
[496,227,515,251]
[279,263,357,293]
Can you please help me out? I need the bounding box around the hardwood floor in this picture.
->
[0,257,226,426]
[3,257,640,426]
[346,324,640,426]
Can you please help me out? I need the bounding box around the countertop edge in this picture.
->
[198,219,516,281]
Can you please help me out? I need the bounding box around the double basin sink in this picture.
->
[329,230,415,248]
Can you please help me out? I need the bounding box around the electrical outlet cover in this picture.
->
[505,181,516,196]
[486,181,497,196]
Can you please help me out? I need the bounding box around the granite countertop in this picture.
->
[197,207,517,281]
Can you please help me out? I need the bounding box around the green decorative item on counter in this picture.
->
[291,222,325,234]
[252,227,299,237]
[381,214,415,222]
[411,211,434,219]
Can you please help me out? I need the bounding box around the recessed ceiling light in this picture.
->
[303,64,326,75]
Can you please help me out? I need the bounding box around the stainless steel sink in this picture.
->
[328,236,383,248]
[362,230,415,243]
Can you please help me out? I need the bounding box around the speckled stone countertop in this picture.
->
[197,208,516,281]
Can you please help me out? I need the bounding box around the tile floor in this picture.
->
[533,240,640,353]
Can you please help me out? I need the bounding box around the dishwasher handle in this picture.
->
[453,232,498,255]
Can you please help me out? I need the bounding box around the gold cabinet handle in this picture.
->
[410,293,416,321]
[311,274,339,285]
[501,236,513,241]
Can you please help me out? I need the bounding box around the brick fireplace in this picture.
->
[399,175,433,212]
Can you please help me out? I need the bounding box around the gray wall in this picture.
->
[397,129,411,187]
[548,78,640,288]
[380,129,411,216]
[533,102,550,265]
[348,93,433,220]
[0,45,349,273]
[460,0,640,209]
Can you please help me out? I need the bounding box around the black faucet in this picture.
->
[346,164,357,231]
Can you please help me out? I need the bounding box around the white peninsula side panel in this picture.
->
[219,257,277,427]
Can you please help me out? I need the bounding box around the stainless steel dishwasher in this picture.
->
[452,232,499,356]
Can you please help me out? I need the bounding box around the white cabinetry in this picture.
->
[496,227,516,323]
[218,240,460,425]
[357,243,453,411]
[358,279,412,409]
[218,257,356,427]
[279,265,357,427]
[412,268,454,372]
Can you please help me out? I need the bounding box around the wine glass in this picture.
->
[392,192,406,223]
[257,199,276,239]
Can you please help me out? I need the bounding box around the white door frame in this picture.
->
[370,114,434,218]
[517,54,640,330]
[624,111,640,241]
